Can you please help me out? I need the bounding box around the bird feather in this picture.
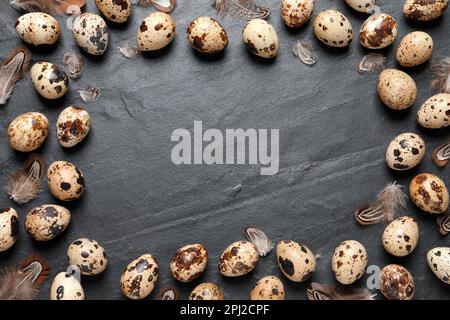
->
[0,46,31,105]
[9,0,86,16]
[212,0,270,20]
[307,282,375,300]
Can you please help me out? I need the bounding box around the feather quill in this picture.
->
[354,182,406,225]
[0,255,49,300]
[213,0,271,20]
[9,0,86,16]
[0,46,31,105]
[431,58,450,94]
[307,282,375,300]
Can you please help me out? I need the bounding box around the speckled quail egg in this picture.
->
[396,31,433,67]
[72,13,109,55]
[313,10,353,48]
[249,276,285,300]
[427,247,450,285]
[360,13,398,49]
[15,12,60,46]
[0,208,18,252]
[137,12,175,51]
[276,240,316,282]
[417,93,450,129]
[95,0,131,23]
[189,283,225,300]
[170,243,208,282]
[50,266,85,300]
[382,216,419,257]
[409,173,449,214]
[121,254,159,299]
[332,240,368,285]
[378,69,417,110]
[57,106,91,148]
[403,0,449,21]
[31,62,69,99]
[219,240,259,277]
[385,133,425,171]
[186,16,228,54]
[47,161,85,201]
[243,19,279,58]
[25,204,71,241]
[67,238,108,275]
[7,112,49,152]
[281,0,315,28]
[380,264,415,300]
[345,0,375,13]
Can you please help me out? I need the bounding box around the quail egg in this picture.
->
[396,31,433,67]
[378,69,417,110]
[409,173,449,214]
[0,208,19,252]
[137,12,175,51]
[72,13,109,55]
[170,243,208,282]
[31,62,69,99]
[332,240,368,285]
[67,238,108,275]
[276,240,316,282]
[345,0,375,13]
[380,264,415,300]
[95,0,132,23]
[186,16,228,54]
[403,0,449,21]
[360,13,398,49]
[219,240,259,277]
[120,254,159,299]
[382,216,419,257]
[417,93,450,129]
[15,12,60,46]
[57,106,91,148]
[281,0,315,28]
[249,276,285,300]
[313,10,353,48]
[7,112,49,152]
[25,205,71,241]
[427,247,450,285]
[385,133,425,171]
[243,19,279,58]
[50,266,85,300]
[189,282,225,300]
[47,161,85,201]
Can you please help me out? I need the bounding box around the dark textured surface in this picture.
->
[0,0,450,300]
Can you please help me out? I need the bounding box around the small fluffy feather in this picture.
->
[212,0,270,20]
[9,0,86,16]
[243,226,273,256]
[63,51,85,78]
[431,58,450,94]
[355,182,406,225]
[80,86,101,103]
[293,40,316,66]
[117,43,141,59]
[0,46,31,105]
[437,215,450,236]
[151,0,176,13]
[358,53,385,74]
[307,282,375,300]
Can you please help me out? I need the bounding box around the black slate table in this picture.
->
[1,0,450,300]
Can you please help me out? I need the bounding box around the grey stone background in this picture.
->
[0,0,450,300]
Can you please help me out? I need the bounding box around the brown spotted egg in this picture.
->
[57,106,91,148]
[249,276,285,300]
[313,10,353,48]
[382,216,419,257]
[187,16,228,54]
[219,240,259,277]
[360,13,398,49]
[281,0,315,28]
[332,240,368,285]
[403,0,449,21]
[15,12,60,46]
[25,205,71,241]
[380,264,415,300]
[189,283,225,300]
[409,173,449,214]
[417,94,450,129]
[243,19,279,58]
[276,240,316,283]
[170,243,208,282]
[47,161,85,201]
[50,267,85,300]
[121,254,159,299]
[378,69,417,110]
[396,31,433,67]
[31,62,69,99]
[72,13,109,55]
[0,208,19,252]
[67,238,108,275]
[385,133,425,171]
[95,0,132,23]
[137,12,175,51]
[427,247,450,285]
[345,0,375,13]
[7,112,49,152]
